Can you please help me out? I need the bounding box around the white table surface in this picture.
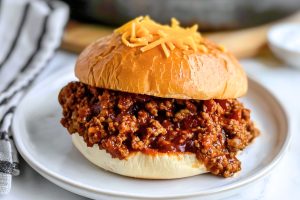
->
[1,50,300,200]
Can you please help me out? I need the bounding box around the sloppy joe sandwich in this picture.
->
[58,16,259,179]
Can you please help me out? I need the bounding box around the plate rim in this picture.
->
[12,68,291,199]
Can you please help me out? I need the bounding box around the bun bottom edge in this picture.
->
[72,133,208,179]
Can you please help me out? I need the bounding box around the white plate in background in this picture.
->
[268,23,300,68]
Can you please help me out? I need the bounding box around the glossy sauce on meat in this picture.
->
[58,82,259,177]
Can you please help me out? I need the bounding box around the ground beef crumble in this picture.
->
[58,82,259,177]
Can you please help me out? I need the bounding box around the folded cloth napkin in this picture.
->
[0,0,69,194]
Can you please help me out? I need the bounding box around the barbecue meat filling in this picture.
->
[58,82,259,177]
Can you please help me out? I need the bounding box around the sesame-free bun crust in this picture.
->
[72,133,207,179]
[75,33,247,100]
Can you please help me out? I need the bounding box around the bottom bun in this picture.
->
[72,133,208,179]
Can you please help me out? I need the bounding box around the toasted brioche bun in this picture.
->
[72,133,207,179]
[75,33,247,100]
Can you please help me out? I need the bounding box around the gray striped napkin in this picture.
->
[0,0,69,194]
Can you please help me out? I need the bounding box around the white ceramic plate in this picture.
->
[13,67,290,200]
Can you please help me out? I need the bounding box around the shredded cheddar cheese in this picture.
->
[114,16,205,58]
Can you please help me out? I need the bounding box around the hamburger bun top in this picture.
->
[75,16,247,100]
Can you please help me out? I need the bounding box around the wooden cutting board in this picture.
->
[61,12,300,58]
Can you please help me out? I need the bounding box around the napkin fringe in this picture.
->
[0,0,69,194]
